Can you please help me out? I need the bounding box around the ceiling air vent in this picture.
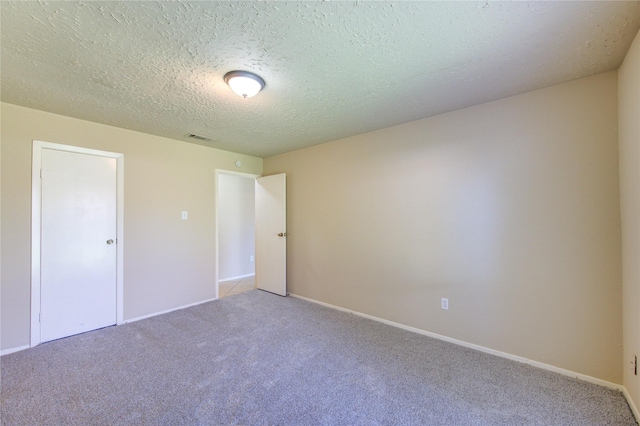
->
[185,133,212,142]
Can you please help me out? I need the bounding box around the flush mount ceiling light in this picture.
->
[224,70,265,98]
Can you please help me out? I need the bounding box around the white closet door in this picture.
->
[40,148,117,342]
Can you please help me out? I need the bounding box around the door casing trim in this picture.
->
[31,140,124,347]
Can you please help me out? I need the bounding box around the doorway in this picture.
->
[31,141,124,346]
[216,170,259,298]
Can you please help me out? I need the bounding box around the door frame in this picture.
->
[31,140,124,347]
[214,169,260,299]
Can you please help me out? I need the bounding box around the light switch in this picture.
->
[181,211,188,220]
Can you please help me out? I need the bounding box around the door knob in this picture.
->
[277,233,287,237]
[106,239,114,245]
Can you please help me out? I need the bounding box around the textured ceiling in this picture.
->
[2,1,639,158]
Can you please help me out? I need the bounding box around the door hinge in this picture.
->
[39,312,42,322]
[40,169,42,180]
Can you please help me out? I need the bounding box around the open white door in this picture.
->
[255,174,286,296]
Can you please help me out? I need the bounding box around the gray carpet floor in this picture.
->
[1,289,637,425]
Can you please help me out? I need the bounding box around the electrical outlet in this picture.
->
[181,211,188,220]
[250,255,255,262]
[441,298,449,310]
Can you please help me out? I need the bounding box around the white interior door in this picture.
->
[40,148,117,342]
[255,173,287,296]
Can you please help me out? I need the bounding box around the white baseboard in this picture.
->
[2,296,220,357]
[124,296,219,324]
[1,344,30,356]
[219,273,255,283]
[622,386,640,423]
[289,293,624,392]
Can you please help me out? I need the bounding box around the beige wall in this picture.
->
[0,103,262,351]
[218,173,256,281]
[264,71,622,383]
[620,30,640,410]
